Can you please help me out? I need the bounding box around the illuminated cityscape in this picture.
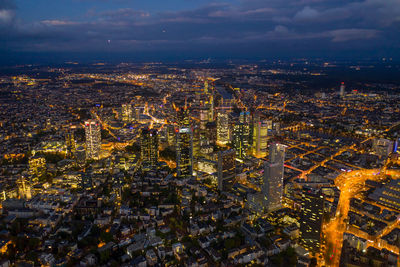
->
[0,0,400,266]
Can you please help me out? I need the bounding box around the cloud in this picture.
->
[294,6,320,20]
[0,0,399,58]
[0,0,15,24]
[274,25,289,34]
[329,28,380,42]
[0,9,13,23]
[41,20,80,26]
[98,8,150,19]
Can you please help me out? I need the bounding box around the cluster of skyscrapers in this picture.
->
[80,82,288,216]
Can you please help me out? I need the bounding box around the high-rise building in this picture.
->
[205,121,217,146]
[75,146,86,166]
[167,125,176,147]
[216,109,229,146]
[372,138,394,158]
[65,125,76,158]
[217,149,236,191]
[274,122,281,135]
[233,111,250,158]
[208,94,214,122]
[233,123,246,159]
[176,127,193,179]
[262,143,286,212]
[121,103,133,122]
[253,117,269,158]
[177,107,190,126]
[339,82,346,97]
[199,107,209,130]
[299,188,324,253]
[269,143,286,165]
[192,125,200,159]
[239,111,250,149]
[85,120,101,159]
[134,107,141,121]
[248,112,255,148]
[232,123,243,158]
[140,128,159,167]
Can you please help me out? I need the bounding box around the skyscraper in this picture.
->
[239,111,250,148]
[233,111,250,159]
[134,107,141,121]
[216,108,229,146]
[253,118,269,158]
[205,121,217,146]
[177,107,190,126]
[140,128,159,167]
[208,94,214,122]
[217,149,236,191]
[262,143,286,212]
[339,82,345,97]
[167,125,176,147]
[65,125,76,158]
[121,103,133,122]
[75,146,86,166]
[199,107,209,131]
[176,127,193,179]
[233,123,244,159]
[85,120,101,159]
[299,188,324,253]
[192,125,200,159]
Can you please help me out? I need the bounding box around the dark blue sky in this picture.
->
[1,0,400,63]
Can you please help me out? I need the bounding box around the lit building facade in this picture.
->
[233,111,251,159]
[121,103,133,122]
[85,120,101,159]
[177,107,190,126]
[140,128,159,167]
[217,149,236,191]
[263,143,286,212]
[65,125,76,158]
[176,127,193,179]
[216,109,229,146]
[299,188,324,253]
[253,118,269,158]
[233,123,246,159]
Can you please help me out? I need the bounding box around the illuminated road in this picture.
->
[322,168,400,266]
[300,144,356,179]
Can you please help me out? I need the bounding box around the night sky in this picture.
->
[1,0,400,63]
